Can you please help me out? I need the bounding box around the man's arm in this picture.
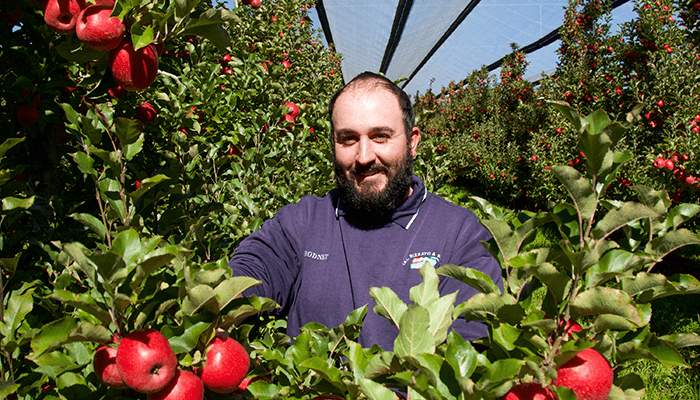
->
[229,207,301,311]
[440,215,503,341]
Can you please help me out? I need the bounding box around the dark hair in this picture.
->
[328,71,414,139]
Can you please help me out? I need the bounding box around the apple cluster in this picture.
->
[43,0,159,91]
[94,329,250,399]
[653,151,698,186]
[503,322,614,400]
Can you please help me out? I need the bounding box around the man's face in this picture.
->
[331,85,420,219]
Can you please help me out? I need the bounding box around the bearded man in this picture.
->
[230,71,502,349]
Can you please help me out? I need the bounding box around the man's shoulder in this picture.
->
[276,191,336,221]
[424,191,479,222]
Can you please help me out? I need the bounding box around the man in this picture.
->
[230,71,502,350]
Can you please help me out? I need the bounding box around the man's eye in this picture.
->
[373,135,389,143]
[338,137,357,145]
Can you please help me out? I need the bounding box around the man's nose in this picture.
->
[356,137,376,165]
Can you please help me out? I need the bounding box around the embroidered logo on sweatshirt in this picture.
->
[304,250,328,261]
[403,251,441,269]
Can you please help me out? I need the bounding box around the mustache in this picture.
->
[352,164,389,177]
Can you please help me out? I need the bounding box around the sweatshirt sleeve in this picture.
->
[228,204,302,312]
[440,212,503,341]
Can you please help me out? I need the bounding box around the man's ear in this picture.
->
[409,127,421,158]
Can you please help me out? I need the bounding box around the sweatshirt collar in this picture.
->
[334,175,428,230]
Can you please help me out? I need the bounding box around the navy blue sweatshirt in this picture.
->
[230,176,502,349]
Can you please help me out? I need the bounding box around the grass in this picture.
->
[619,294,700,400]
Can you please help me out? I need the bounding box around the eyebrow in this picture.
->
[334,126,396,137]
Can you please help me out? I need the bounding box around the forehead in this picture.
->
[332,85,403,122]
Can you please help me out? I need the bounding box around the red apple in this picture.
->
[94,345,126,388]
[44,0,85,33]
[562,320,582,336]
[249,0,262,8]
[148,370,203,400]
[282,59,291,69]
[108,84,125,98]
[116,329,177,394]
[555,348,613,400]
[110,40,159,91]
[136,101,157,123]
[75,4,125,51]
[284,101,300,123]
[502,383,556,400]
[16,104,39,127]
[200,336,250,393]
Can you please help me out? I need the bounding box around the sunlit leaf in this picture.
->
[370,287,407,328]
[394,305,434,358]
[437,264,499,294]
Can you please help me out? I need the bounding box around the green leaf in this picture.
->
[492,323,520,351]
[454,292,505,321]
[437,264,500,294]
[409,264,440,306]
[609,374,645,400]
[1,284,35,341]
[32,351,79,379]
[532,262,570,305]
[182,285,217,315]
[413,353,456,399]
[664,204,700,229]
[181,9,235,50]
[481,218,518,259]
[111,229,141,266]
[71,152,96,177]
[219,296,278,329]
[586,249,641,287]
[647,340,688,367]
[0,253,20,277]
[622,273,700,301]
[130,24,154,50]
[50,289,111,326]
[31,317,78,358]
[214,276,261,312]
[548,100,582,131]
[115,117,144,160]
[55,37,104,62]
[98,178,126,222]
[69,213,107,240]
[633,185,670,214]
[370,287,407,328]
[479,359,524,387]
[646,229,700,260]
[445,331,478,379]
[571,287,644,326]
[551,166,596,221]
[346,340,369,380]
[0,137,25,159]
[0,381,20,398]
[424,291,456,345]
[298,357,343,386]
[59,103,80,128]
[657,333,700,349]
[592,202,658,240]
[168,321,211,354]
[358,377,399,400]
[131,174,170,201]
[2,196,35,211]
[174,0,202,19]
[247,380,281,399]
[394,305,434,358]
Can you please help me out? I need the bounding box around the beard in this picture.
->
[334,148,414,227]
